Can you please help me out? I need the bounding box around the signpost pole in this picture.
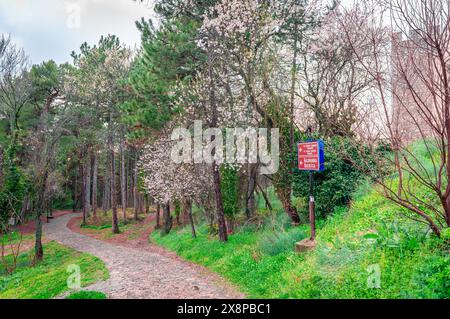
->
[296,131,323,251]
[309,170,315,240]
[307,127,316,241]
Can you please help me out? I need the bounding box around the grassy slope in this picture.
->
[151,183,450,299]
[0,241,109,299]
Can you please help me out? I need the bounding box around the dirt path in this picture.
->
[44,213,244,299]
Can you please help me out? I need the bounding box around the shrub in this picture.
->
[408,253,450,299]
[441,227,450,243]
[0,144,26,230]
[220,164,239,219]
[293,136,368,217]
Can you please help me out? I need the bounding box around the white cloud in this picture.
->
[0,0,155,64]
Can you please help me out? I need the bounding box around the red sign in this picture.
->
[298,142,320,171]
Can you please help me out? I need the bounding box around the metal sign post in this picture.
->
[309,169,315,240]
[297,128,324,242]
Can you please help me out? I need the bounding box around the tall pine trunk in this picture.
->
[127,154,132,206]
[102,153,110,212]
[109,114,119,234]
[86,156,91,216]
[83,154,91,223]
[110,147,119,234]
[133,149,139,221]
[120,140,127,224]
[73,165,78,212]
[92,152,98,218]
[82,159,90,225]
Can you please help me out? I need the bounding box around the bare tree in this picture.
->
[0,35,30,141]
[339,0,450,237]
[0,194,24,274]
[296,6,374,137]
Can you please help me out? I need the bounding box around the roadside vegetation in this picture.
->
[152,180,449,298]
[0,242,108,299]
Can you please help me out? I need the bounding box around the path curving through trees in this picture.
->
[44,212,244,299]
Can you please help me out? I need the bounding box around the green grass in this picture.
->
[151,183,450,299]
[0,231,34,244]
[66,290,107,299]
[0,241,109,299]
[80,208,150,239]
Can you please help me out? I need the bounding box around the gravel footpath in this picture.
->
[44,213,244,299]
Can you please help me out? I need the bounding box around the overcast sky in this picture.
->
[0,0,156,65]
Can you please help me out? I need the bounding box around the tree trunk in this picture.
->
[205,198,215,233]
[0,147,3,189]
[175,201,181,225]
[245,164,257,219]
[207,45,228,242]
[86,155,91,216]
[213,163,228,242]
[83,154,91,223]
[257,183,273,211]
[102,156,110,212]
[226,217,234,234]
[275,185,300,225]
[155,203,161,229]
[186,200,196,238]
[34,213,43,262]
[133,150,139,221]
[144,195,149,215]
[120,141,127,224]
[34,175,47,262]
[139,194,144,215]
[92,152,98,218]
[161,202,172,235]
[73,165,78,212]
[18,195,28,225]
[128,154,133,207]
[110,136,120,234]
[82,160,88,225]
[182,200,190,226]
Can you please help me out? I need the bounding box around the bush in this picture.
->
[408,253,450,299]
[220,164,239,218]
[0,144,26,230]
[293,136,367,217]
[441,227,450,243]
